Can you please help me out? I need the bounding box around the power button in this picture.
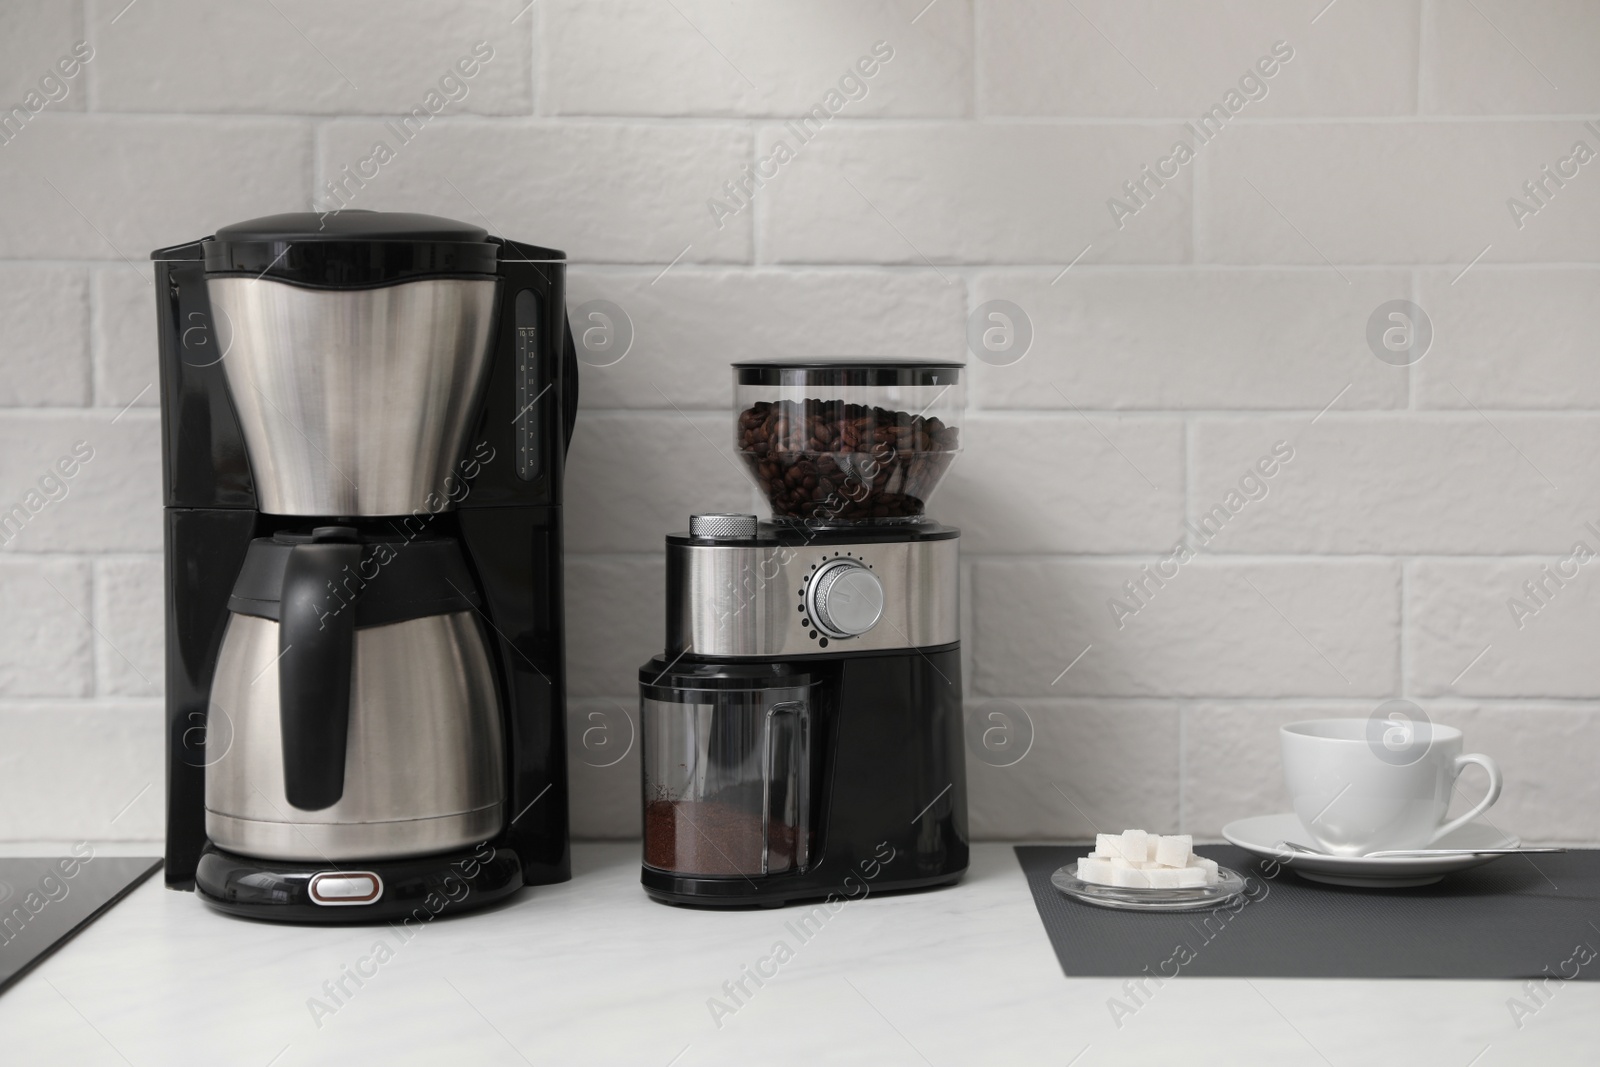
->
[308,871,383,906]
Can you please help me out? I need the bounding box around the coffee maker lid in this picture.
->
[204,210,505,288]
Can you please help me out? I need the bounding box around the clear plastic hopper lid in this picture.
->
[733,361,964,526]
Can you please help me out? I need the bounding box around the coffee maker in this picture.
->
[154,211,576,922]
[638,361,968,907]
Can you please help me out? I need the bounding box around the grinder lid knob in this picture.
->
[690,513,758,540]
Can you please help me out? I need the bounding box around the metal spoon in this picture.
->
[1274,840,1567,859]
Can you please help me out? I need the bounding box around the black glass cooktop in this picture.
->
[0,855,162,995]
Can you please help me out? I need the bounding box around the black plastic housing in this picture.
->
[156,225,576,915]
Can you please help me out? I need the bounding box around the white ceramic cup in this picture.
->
[1280,718,1502,856]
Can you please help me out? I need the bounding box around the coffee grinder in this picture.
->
[638,361,968,907]
[154,211,576,921]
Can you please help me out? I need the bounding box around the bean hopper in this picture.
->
[638,361,968,906]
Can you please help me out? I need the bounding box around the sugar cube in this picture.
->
[1075,830,1221,892]
[1111,864,1152,889]
[1155,834,1192,868]
[1145,867,1184,889]
[1077,857,1114,884]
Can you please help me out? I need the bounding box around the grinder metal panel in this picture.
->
[666,536,958,658]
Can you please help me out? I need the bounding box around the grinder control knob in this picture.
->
[808,560,885,639]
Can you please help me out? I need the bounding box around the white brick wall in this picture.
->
[1,0,1596,846]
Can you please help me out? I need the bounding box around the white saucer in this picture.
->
[1221,813,1520,888]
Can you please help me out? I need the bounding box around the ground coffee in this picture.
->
[644,798,801,876]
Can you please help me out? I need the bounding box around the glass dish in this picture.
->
[1051,860,1248,912]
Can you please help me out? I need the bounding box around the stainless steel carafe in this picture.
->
[205,529,504,862]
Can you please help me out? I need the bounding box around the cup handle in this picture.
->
[1428,753,1502,844]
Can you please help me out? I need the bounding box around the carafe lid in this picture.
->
[228,526,481,628]
[203,210,506,288]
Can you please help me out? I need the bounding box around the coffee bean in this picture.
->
[735,398,960,524]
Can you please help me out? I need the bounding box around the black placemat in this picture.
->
[0,856,162,995]
[1016,845,1600,979]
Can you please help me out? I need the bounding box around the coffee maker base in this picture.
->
[194,844,523,924]
[640,866,968,909]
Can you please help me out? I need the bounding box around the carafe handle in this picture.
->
[278,529,361,811]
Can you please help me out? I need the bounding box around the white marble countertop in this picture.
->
[2,843,1597,1066]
